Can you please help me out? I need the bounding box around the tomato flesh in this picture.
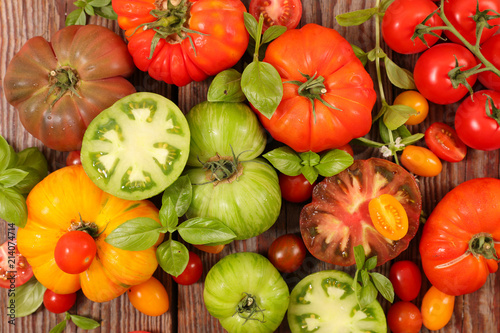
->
[0,239,33,288]
[389,260,422,301]
[421,286,455,331]
[249,0,302,32]
[54,231,97,275]
[425,122,467,162]
[128,276,169,317]
[267,233,307,273]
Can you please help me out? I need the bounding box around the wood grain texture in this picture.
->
[1,0,499,332]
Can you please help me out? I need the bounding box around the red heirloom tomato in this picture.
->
[413,43,478,105]
[113,0,249,87]
[389,260,422,301]
[382,0,444,54]
[478,35,500,91]
[0,239,33,288]
[387,301,423,333]
[420,178,500,296]
[279,173,315,203]
[455,90,500,151]
[249,0,302,32]
[300,158,422,267]
[268,233,307,273]
[424,122,467,162]
[443,0,500,46]
[253,24,377,153]
[43,289,77,314]
[3,25,136,151]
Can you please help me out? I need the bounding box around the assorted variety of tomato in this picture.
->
[267,233,307,273]
[43,289,77,314]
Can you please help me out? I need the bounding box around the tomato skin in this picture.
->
[382,0,443,54]
[393,91,429,125]
[128,276,169,316]
[478,35,500,91]
[424,122,467,162]
[172,252,203,286]
[420,178,500,296]
[421,286,455,330]
[401,145,442,177]
[0,239,33,288]
[254,24,376,153]
[389,260,422,301]
[268,234,307,273]
[65,151,82,166]
[279,173,315,203]
[414,43,478,105]
[54,231,97,275]
[249,0,302,32]
[455,90,500,151]
[43,290,77,314]
[387,301,423,333]
[3,25,136,151]
[443,0,500,45]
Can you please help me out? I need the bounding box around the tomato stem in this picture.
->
[47,67,81,106]
[233,292,266,324]
[469,233,499,261]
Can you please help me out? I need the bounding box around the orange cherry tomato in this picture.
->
[128,276,169,316]
[401,145,442,177]
[394,90,429,125]
[421,286,455,331]
[193,244,225,254]
[368,194,409,240]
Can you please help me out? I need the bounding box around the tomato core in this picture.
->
[48,67,80,105]
[235,293,266,323]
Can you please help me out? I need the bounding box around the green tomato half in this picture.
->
[288,270,387,333]
[81,92,190,200]
[185,101,266,166]
[204,252,290,333]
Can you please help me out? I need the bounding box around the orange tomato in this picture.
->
[401,145,442,177]
[369,194,409,240]
[193,244,225,254]
[394,90,429,125]
[421,286,455,330]
[128,276,169,317]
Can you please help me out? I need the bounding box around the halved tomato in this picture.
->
[249,0,302,32]
[369,194,409,241]
[0,239,33,288]
[424,122,467,162]
[300,158,422,266]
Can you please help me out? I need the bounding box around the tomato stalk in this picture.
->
[47,67,81,105]
[485,94,500,126]
[233,292,266,324]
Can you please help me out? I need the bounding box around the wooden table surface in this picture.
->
[1,0,499,332]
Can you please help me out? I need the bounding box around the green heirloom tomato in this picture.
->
[204,252,289,333]
[288,270,387,333]
[81,92,190,200]
[184,101,281,240]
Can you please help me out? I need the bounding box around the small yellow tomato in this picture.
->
[128,276,169,316]
[394,90,429,125]
[369,194,409,240]
[421,286,455,330]
[401,145,442,177]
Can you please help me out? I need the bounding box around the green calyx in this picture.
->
[202,153,242,183]
[484,94,500,126]
[47,66,81,106]
[233,292,266,324]
[447,56,482,96]
[468,233,499,261]
[68,214,103,238]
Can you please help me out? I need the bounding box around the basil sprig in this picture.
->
[0,135,48,227]
[50,313,100,333]
[105,175,237,277]
[263,146,354,184]
[66,0,117,26]
[9,276,46,318]
[352,245,394,309]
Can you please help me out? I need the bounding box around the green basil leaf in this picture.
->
[364,256,378,271]
[370,272,395,303]
[177,217,237,245]
[380,0,396,12]
[0,169,28,188]
[74,0,87,8]
[359,280,378,309]
[262,146,302,176]
[84,4,95,16]
[12,166,44,194]
[104,217,162,251]
[299,151,321,167]
[261,25,287,44]
[88,0,110,7]
[373,101,390,123]
[207,69,246,103]
[400,133,425,146]
[49,320,67,333]
[396,124,412,138]
[15,147,48,177]
[384,57,416,89]
[0,188,27,228]
[11,277,46,317]
[0,135,13,172]
[336,7,378,26]
[315,150,353,177]
[351,44,368,66]
[156,239,189,277]
[243,12,258,42]
[360,269,371,286]
[353,245,366,270]
[159,198,179,232]
[300,165,319,185]
[66,8,84,26]
[70,314,101,330]
[378,118,392,144]
[75,8,87,25]
[383,104,416,130]
[351,137,385,148]
[162,175,192,217]
[94,5,118,20]
[241,61,283,119]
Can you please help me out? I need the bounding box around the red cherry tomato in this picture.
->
[279,173,315,203]
[268,233,307,273]
[54,231,97,274]
[425,122,467,163]
[389,260,422,301]
[43,289,77,314]
[65,151,82,166]
[387,301,423,333]
[249,0,303,32]
[128,276,169,316]
[478,35,500,91]
[0,239,33,288]
[172,251,203,285]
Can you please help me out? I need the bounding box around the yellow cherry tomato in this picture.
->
[421,286,455,330]
[369,194,409,240]
[401,145,442,177]
[128,276,169,316]
[394,90,429,125]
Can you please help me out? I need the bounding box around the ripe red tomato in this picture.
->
[54,231,97,274]
[268,234,307,273]
[401,145,442,177]
[43,289,77,314]
[455,90,500,151]
[387,301,423,333]
[279,173,315,203]
[389,260,422,301]
[478,35,500,91]
[0,239,33,288]
[249,0,302,32]
[172,251,203,286]
[413,43,478,105]
[421,286,455,330]
[337,143,354,157]
[424,122,467,162]
[128,276,169,316]
[443,0,500,45]
[65,151,82,166]
[382,0,444,54]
